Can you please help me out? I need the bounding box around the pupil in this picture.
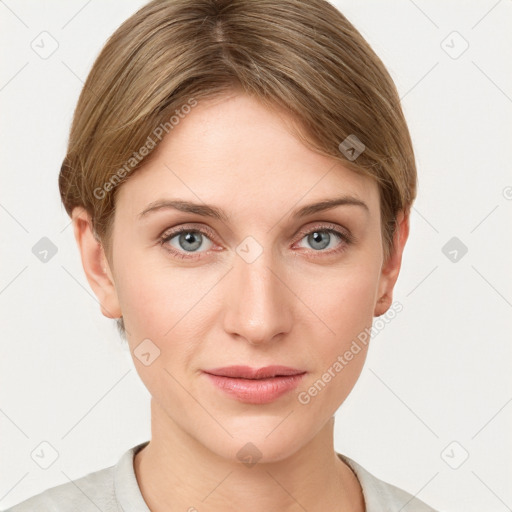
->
[181,231,201,251]
[309,231,329,250]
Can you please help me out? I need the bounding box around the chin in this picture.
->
[196,417,316,465]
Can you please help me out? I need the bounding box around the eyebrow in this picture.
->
[138,195,369,222]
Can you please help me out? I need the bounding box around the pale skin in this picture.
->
[72,91,409,512]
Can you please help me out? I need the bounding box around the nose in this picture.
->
[222,245,293,346]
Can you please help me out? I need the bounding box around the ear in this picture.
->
[71,207,122,319]
[374,210,410,317]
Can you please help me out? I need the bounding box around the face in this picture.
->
[76,91,407,463]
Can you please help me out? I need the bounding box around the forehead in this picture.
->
[116,93,379,218]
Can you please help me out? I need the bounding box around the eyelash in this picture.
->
[158,223,353,260]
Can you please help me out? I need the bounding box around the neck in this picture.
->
[133,399,364,512]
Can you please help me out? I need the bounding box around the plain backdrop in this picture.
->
[1,1,511,511]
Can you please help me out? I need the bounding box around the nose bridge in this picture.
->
[222,242,292,344]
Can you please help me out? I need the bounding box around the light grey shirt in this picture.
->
[4,441,439,511]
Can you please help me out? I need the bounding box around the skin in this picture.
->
[72,90,409,512]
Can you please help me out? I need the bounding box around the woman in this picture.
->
[6,0,439,510]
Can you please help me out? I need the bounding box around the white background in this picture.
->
[1,1,511,511]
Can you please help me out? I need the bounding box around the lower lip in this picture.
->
[204,372,306,404]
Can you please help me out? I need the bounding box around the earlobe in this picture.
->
[71,207,122,319]
[374,210,410,317]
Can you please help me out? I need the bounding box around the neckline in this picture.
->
[114,441,151,512]
[115,442,369,512]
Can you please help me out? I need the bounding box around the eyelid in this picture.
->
[294,221,354,244]
[160,223,217,242]
[160,221,352,243]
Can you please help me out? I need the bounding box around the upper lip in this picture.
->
[204,365,306,379]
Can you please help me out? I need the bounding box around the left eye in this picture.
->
[296,229,344,251]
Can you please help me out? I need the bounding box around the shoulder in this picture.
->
[3,441,151,512]
[3,464,117,512]
[338,453,440,512]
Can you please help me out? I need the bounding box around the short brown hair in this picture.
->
[59,0,417,336]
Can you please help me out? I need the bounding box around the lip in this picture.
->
[205,365,305,379]
[203,365,306,404]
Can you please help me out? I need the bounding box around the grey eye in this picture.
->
[297,229,343,252]
[169,231,213,253]
[307,231,331,250]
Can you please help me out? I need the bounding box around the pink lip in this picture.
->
[205,365,304,379]
[203,365,306,404]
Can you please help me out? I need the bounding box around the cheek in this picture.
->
[113,261,206,398]
[114,251,223,346]
[294,258,381,405]
[303,259,381,341]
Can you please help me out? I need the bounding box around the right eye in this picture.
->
[159,226,216,259]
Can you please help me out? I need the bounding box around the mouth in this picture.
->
[203,365,305,379]
[202,365,307,404]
